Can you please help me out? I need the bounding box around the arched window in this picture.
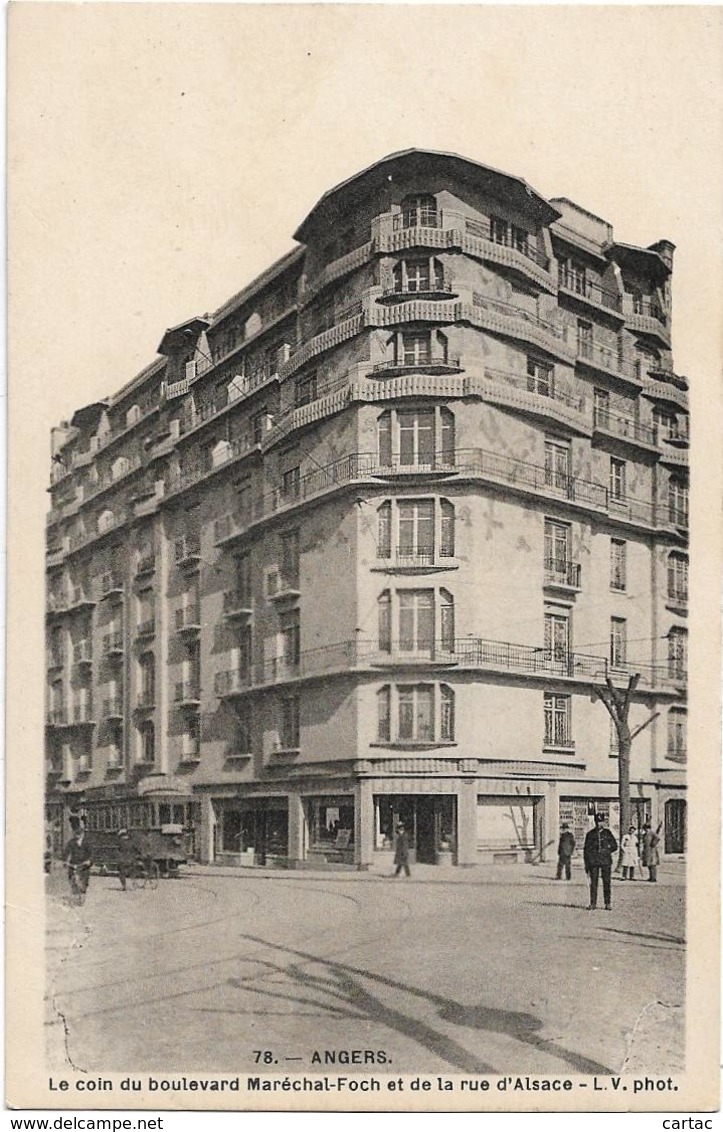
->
[440,685,455,741]
[401,194,437,229]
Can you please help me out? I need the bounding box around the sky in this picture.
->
[10,4,723,437]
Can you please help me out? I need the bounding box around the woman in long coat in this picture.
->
[620,825,640,880]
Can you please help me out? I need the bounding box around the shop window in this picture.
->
[308,797,355,848]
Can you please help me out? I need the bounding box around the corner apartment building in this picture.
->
[45,149,688,868]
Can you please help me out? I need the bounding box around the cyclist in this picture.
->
[64,825,92,902]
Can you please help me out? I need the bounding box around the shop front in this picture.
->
[558,796,652,855]
[304,795,355,865]
[374,794,456,865]
[216,796,289,866]
[475,795,543,863]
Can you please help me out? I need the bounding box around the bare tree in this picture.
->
[592,673,659,844]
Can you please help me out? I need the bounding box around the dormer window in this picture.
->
[401,194,437,229]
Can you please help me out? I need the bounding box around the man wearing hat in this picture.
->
[117,829,137,891]
[393,822,411,878]
[583,813,618,910]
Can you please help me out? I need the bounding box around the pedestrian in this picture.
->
[620,825,641,880]
[583,813,618,910]
[64,826,92,902]
[556,823,576,880]
[641,822,661,882]
[393,822,411,878]
[117,829,137,891]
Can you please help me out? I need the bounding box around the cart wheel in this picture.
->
[147,861,160,890]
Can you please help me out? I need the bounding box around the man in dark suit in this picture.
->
[556,823,576,880]
[583,813,618,910]
[64,826,92,899]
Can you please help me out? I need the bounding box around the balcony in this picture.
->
[267,571,301,602]
[73,640,92,666]
[626,299,671,347]
[373,550,457,574]
[46,708,69,727]
[223,589,253,618]
[175,606,201,634]
[379,281,458,303]
[558,272,623,317]
[174,536,201,568]
[135,553,156,577]
[212,637,681,694]
[543,558,582,592]
[102,697,124,720]
[483,367,587,433]
[69,586,96,611]
[576,340,640,385]
[592,408,658,451]
[102,630,124,658]
[175,682,201,708]
[467,296,575,364]
[215,668,253,697]
[136,618,156,639]
[99,574,124,600]
[372,356,463,378]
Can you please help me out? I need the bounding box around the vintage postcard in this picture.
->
[6,3,722,1114]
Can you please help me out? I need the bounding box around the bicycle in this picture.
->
[67,863,91,906]
[131,857,160,890]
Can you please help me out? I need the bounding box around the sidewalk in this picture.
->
[185,857,686,886]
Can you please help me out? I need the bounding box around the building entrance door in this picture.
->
[415,797,437,863]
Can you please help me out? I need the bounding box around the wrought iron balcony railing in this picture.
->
[543,559,582,589]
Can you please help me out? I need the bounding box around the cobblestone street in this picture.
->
[46,861,685,1079]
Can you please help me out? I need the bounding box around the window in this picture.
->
[490,216,508,245]
[378,408,455,469]
[667,627,687,679]
[401,194,437,229]
[611,539,627,591]
[440,500,455,557]
[401,332,432,367]
[280,611,300,669]
[377,502,392,559]
[139,721,155,764]
[377,686,391,742]
[594,388,610,429]
[235,706,252,755]
[667,710,686,763]
[237,624,252,677]
[295,372,317,407]
[392,257,443,294]
[544,693,572,747]
[610,458,627,502]
[280,694,300,749]
[398,685,434,742]
[440,590,455,651]
[235,553,252,605]
[610,618,627,668]
[544,612,570,666]
[282,466,300,501]
[654,407,678,441]
[399,499,435,558]
[405,259,430,292]
[667,553,688,603]
[251,409,267,446]
[399,591,435,653]
[668,477,689,527]
[559,257,587,295]
[183,715,201,760]
[544,439,570,493]
[440,685,455,741]
[281,530,300,586]
[378,591,392,653]
[544,520,571,579]
[664,798,687,854]
[577,320,593,358]
[139,652,155,704]
[527,357,553,397]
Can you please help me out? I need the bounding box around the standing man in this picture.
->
[117,829,137,891]
[642,822,661,882]
[393,822,411,878]
[556,823,576,880]
[64,825,93,901]
[583,813,618,910]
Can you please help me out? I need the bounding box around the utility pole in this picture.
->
[592,672,659,840]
